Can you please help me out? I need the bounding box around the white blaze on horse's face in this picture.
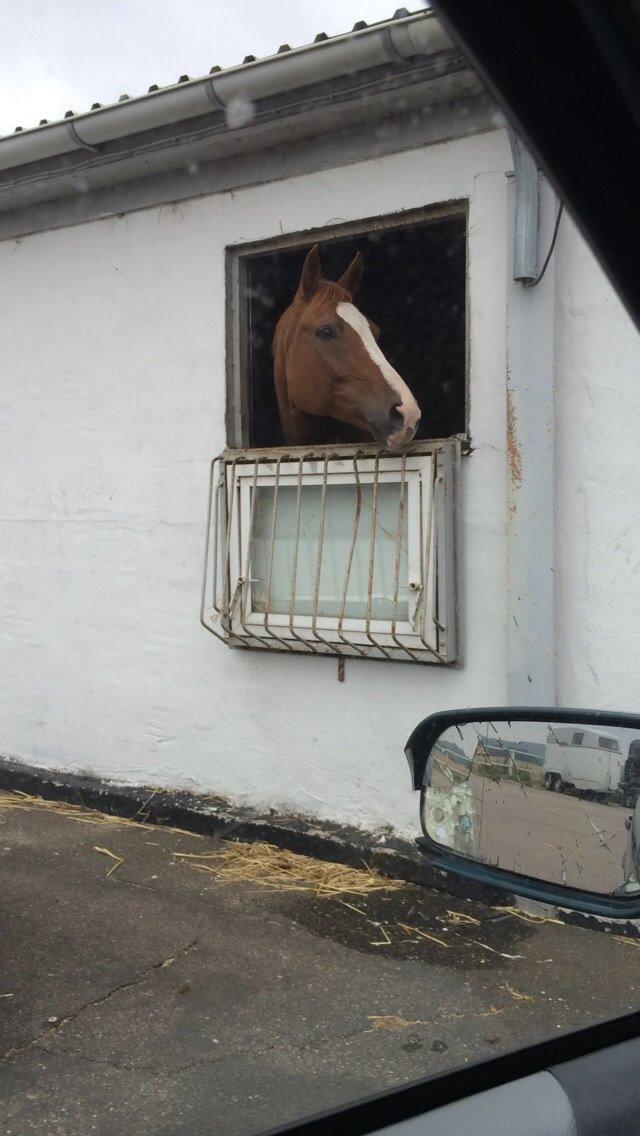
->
[336,302,421,447]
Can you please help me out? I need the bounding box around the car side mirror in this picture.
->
[404,707,640,918]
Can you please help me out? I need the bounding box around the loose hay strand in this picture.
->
[503,982,533,1002]
[446,909,481,927]
[470,940,526,960]
[396,922,450,948]
[367,1015,427,1031]
[93,846,124,877]
[494,905,564,927]
[370,924,392,947]
[172,840,405,898]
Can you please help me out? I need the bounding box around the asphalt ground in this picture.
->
[1,799,639,1136]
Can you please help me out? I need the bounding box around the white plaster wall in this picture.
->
[554,214,640,710]
[0,130,514,838]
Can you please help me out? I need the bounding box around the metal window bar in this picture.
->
[363,454,391,660]
[389,450,421,664]
[221,454,238,631]
[200,458,219,628]
[288,455,321,654]
[309,454,350,656]
[200,441,459,665]
[237,456,283,651]
[260,455,296,653]
[335,458,367,658]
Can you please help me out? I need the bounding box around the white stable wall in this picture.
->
[6,126,633,841]
[554,214,640,710]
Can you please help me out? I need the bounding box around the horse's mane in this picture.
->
[272,280,351,357]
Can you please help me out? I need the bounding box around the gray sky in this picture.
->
[0,0,403,136]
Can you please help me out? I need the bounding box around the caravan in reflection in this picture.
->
[543,727,640,806]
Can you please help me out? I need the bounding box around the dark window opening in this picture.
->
[239,213,467,448]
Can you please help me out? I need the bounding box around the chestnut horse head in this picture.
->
[272,246,421,448]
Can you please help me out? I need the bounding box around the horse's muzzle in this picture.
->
[366,401,420,449]
[383,405,420,449]
[386,423,418,449]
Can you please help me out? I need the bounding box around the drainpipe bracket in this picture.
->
[65,121,102,155]
[507,127,539,284]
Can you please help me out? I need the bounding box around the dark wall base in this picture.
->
[0,755,502,904]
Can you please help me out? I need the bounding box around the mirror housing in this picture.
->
[406,706,640,919]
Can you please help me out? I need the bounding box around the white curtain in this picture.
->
[251,482,409,622]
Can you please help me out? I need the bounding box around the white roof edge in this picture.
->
[0,11,455,174]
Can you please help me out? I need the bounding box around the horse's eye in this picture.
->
[315,324,337,340]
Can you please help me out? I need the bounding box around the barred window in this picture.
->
[201,442,458,665]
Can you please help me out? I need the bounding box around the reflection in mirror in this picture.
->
[423,720,640,897]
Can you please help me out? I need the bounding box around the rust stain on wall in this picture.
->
[506,385,523,497]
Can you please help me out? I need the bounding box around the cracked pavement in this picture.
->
[1,805,640,1135]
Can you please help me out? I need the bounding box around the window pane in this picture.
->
[250,482,409,621]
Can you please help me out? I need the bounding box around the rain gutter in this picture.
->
[0,12,453,173]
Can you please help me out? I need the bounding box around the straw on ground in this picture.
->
[0,789,201,837]
[172,841,405,898]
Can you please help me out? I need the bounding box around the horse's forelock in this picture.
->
[314,281,351,304]
[296,280,351,309]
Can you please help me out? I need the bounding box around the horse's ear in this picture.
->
[337,251,363,299]
[297,245,322,299]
